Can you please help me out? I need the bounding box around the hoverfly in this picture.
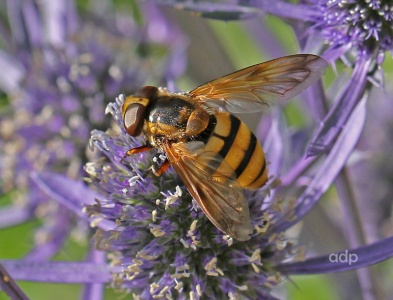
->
[121,54,328,241]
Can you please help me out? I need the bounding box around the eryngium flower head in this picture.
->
[313,0,393,62]
[0,0,186,258]
[85,95,301,299]
[0,1,185,190]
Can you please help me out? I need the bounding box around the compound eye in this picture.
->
[123,103,146,136]
[135,86,158,99]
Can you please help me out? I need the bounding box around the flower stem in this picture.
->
[334,169,384,300]
[0,263,29,300]
[298,55,381,298]
[309,70,382,300]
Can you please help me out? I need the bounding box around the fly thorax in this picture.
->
[147,96,195,140]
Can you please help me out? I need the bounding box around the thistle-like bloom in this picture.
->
[0,0,186,259]
[301,0,393,154]
[84,95,297,299]
[75,90,391,298]
[311,0,393,63]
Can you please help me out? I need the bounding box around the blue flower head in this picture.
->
[86,94,299,299]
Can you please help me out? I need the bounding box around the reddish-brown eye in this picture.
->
[123,103,146,136]
[135,86,158,99]
[122,86,157,136]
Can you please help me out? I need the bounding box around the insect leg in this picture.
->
[124,145,152,157]
[152,158,170,176]
[185,107,210,137]
[121,145,153,165]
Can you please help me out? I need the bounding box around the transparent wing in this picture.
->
[190,54,328,113]
[163,141,252,241]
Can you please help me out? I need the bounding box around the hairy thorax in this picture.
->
[145,94,210,147]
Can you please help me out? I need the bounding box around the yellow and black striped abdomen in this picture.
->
[204,112,268,189]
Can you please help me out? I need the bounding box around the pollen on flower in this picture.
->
[152,287,170,299]
[238,285,248,291]
[249,249,262,264]
[128,175,143,186]
[90,217,105,228]
[174,281,184,291]
[255,212,271,234]
[149,282,160,294]
[276,233,288,250]
[159,185,183,210]
[251,263,260,273]
[189,291,195,300]
[152,209,157,222]
[264,273,282,289]
[196,284,202,296]
[136,251,159,261]
[293,245,307,262]
[85,163,98,177]
[186,220,200,249]
[125,260,142,280]
[179,238,191,249]
[175,185,183,197]
[171,271,191,279]
[267,232,287,251]
[249,249,262,273]
[149,224,166,237]
[204,257,224,277]
[174,263,190,272]
[188,220,198,234]
[222,235,234,247]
